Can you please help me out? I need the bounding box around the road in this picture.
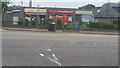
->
[2,31,118,66]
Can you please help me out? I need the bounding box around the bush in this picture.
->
[42,19,50,26]
[80,22,89,29]
[17,19,30,26]
[31,19,37,26]
[65,21,72,28]
[87,22,115,29]
[114,25,118,30]
[17,19,23,25]
[24,19,30,26]
[113,20,120,25]
[113,20,120,30]
[56,18,63,29]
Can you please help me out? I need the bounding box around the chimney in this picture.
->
[29,0,32,7]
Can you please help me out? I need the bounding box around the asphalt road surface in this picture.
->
[2,31,118,66]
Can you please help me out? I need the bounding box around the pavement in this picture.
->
[2,31,118,66]
[2,27,119,35]
[0,29,7,32]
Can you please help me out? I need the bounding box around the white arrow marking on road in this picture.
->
[39,48,62,66]
[48,57,62,66]
[52,54,59,61]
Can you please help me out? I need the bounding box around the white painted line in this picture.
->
[39,48,61,66]
[47,49,52,51]
[48,57,62,66]
[87,43,90,44]
[93,43,97,45]
[41,48,45,50]
[48,57,54,62]
[68,34,80,36]
[91,34,118,37]
[52,54,59,61]
[54,61,62,66]
[39,53,44,57]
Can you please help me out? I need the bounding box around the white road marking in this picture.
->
[41,48,45,50]
[87,43,90,44]
[93,43,97,45]
[39,53,44,57]
[90,34,118,37]
[0,29,7,32]
[68,34,81,36]
[38,48,62,66]
[68,33,118,37]
[47,49,52,51]
[52,54,59,61]
[48,57,62,66]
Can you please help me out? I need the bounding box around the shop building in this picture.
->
[3,7,93,26]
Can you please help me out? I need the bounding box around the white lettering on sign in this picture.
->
[48,10,74,14]
[24,8,47,13]
[76,10,92,14]
[57,10,73,13]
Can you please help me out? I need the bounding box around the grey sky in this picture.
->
[9,0,119,8]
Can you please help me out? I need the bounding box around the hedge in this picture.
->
[17,19,23,25]
[87,22,116,29]
[31,18,37,26]
[18,19,30,26]
[113,20,120,30]
[24,19,30,26]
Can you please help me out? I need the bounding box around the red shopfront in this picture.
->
[47,9,75,23]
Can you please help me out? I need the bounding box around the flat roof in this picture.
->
[23,7,77,10]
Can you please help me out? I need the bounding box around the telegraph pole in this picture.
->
[37,5,40,30]
[21,1,23,7]
[108,0,109,3]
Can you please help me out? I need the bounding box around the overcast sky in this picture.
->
[9,0,120,8]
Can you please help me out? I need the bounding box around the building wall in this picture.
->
[76,10,92,15]
[2,13,13,26]
[75,10,93,22]
[19,8,25,20]
[2,7,96,27]
[94,18,118,23]
[12,12,21,25]
[82,14,94,22]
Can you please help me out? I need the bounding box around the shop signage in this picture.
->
[54,16,59,22]
[68,17,72,21]
[63,17,68,24]
[48,10,74,14]
[54,16,68,24]
[24,8,46,13]
[54,16,63,22]
[76,10,92,14]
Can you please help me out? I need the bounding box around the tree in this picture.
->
[1,0,10,12]
[78,4,96,9]
[83,4,95,8]
[56,18,63,29]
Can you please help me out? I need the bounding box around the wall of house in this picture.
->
[82,14,94,22]
[2,13,13,26]
[2,10,22,26]
[94,18,118,23]
[12,12,21,25]
[19,8,25,20]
